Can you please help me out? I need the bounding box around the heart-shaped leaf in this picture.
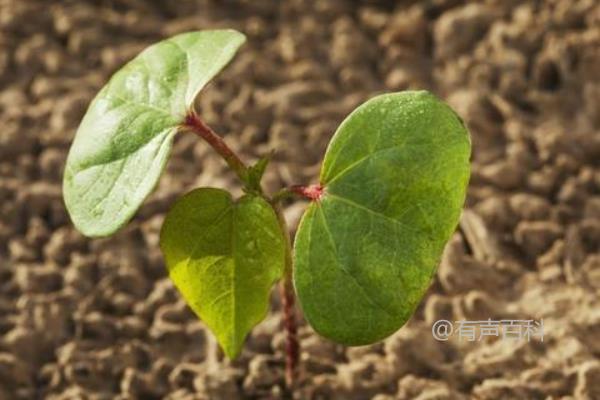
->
[293,91,471,345]
[63,30,245,237]
[159,188,285,358]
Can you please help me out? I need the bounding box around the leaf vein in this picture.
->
[325,193,421,236]
[324,142,408,186]
[317,205,395,318]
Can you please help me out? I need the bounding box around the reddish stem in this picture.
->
[272,202,299,389]
[183,111,248,181]
[184,110,300,390]
[280,275,298,387]
[290,184,324,201]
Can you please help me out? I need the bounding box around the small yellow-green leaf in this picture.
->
[245,154,271,193]
[159,188,285,358]
[63,30,245,237]
[294,91,471,345]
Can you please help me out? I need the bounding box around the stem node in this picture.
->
[290,184,324,201]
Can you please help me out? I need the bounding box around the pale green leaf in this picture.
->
[159,188,285,358]
[294,91,471,345]
[63,30,245,237]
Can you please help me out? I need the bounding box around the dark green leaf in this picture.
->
[293,91,471,345]
[63,30,245,237]
[159,188,285,358]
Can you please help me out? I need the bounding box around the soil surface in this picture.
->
[1,0,599,399]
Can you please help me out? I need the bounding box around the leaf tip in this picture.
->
[222,342,243,360]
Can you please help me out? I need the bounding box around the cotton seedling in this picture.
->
[63,30,471,386]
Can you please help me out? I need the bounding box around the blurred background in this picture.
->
[0,0,599,399]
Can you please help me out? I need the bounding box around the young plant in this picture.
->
[63,30,471,386]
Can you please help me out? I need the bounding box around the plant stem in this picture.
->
[183,110,299,388]
[271,188,295,203]
[183,111,248,181]
[273,203,299,389]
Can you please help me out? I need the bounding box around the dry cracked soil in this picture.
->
[0,0,599,399]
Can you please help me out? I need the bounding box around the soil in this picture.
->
[0,0,599,399]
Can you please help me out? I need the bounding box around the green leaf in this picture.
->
[159,188,285,358]
[245,154,271,193]
[63,30,246,237]
[293,91,471,345]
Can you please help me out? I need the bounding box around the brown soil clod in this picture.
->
[0,0,598,399]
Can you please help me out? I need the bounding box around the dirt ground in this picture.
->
[0,0,599,399]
